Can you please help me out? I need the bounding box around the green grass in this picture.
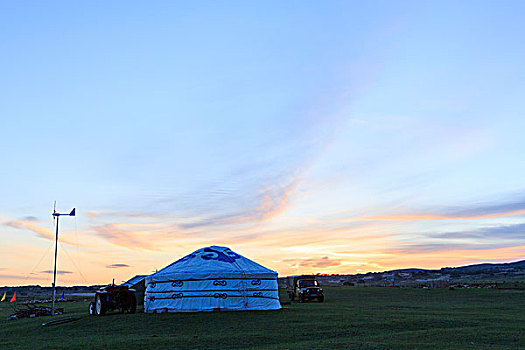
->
[1,287,524,349]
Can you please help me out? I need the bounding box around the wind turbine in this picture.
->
[51,203,75,316]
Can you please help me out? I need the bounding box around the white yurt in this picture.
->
[144,246,281,313]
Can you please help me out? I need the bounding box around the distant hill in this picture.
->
[386,260,525,275]
[440,260,525,274]
[388,268,427,273]
[279,259,525,287]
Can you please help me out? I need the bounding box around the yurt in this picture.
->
[121,275,147,305]
[144,246,281,313]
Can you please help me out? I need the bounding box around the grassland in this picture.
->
[1,287,523,349]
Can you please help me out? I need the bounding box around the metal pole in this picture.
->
[52,215,59,316]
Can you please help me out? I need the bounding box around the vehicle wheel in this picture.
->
[318,295,324,303]
[95,294,107,316]
[299,294,305,303]
[128,294,137,314]
[88,302,95,315]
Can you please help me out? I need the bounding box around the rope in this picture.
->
[21,242,53,284]
[225,249,249,308]
[74,215,81,279]
[48,203,56,287]
[59,242,88,283]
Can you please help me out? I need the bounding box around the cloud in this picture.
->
[453,197,525,218]
[255,178,301,222]
[375,221,525,267]
[86,209,384,260]
[106,263,130,268]
[433,223,525,240]
[84,120,327,253]
[4,219,53,239]
[380,222,525,258]
[388,243,484,254]
[347,196,525,222]
[85,211,99,218]
[375,245,525,271]
[294,256,342,268]
[174,177,302,230]
[89,167,304,241]
[87,174,304,252]
[40,270,73,275]
[2,219,83,247]
[92,223,163,251]
[91,222,195,251]
[0,273,41,281]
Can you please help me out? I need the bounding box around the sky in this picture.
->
[1,1,524,286]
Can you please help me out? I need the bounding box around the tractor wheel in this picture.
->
[318,295,324,303]
[88,302,95,315]
[128,294,137,314]
[95,294,107,316]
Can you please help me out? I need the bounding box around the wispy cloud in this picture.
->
[298,256,342,268]
[280,256,342,270]
[346,196,525,222]
[219,220,389,250]
[86,173,305,251]
[255,178,301,222]
[92,223,164,251]
[173,176,303,230]
[433,223,525,240]
[81,90,355,252]
[376,245,525,270]
[106,263,130,268]
[2,218,87,247]
[383,222,525,256]
[388,243,496,254]
[87,210,379,253]
[0,273,41,281]
[40,270,73,275]
[4,219,53,239]
[91,222,199,251]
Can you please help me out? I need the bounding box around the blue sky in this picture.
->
[1,1,524,285]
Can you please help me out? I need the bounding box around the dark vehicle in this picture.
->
[88,282,137,316]
[285,275,324,302]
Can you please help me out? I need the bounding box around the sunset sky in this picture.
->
[1,1,524,286]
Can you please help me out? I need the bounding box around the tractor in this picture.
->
[88,281,137,316]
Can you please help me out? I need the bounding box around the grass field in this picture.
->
[1,287,524,349]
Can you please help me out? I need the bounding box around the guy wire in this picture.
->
[59,242,88,283]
